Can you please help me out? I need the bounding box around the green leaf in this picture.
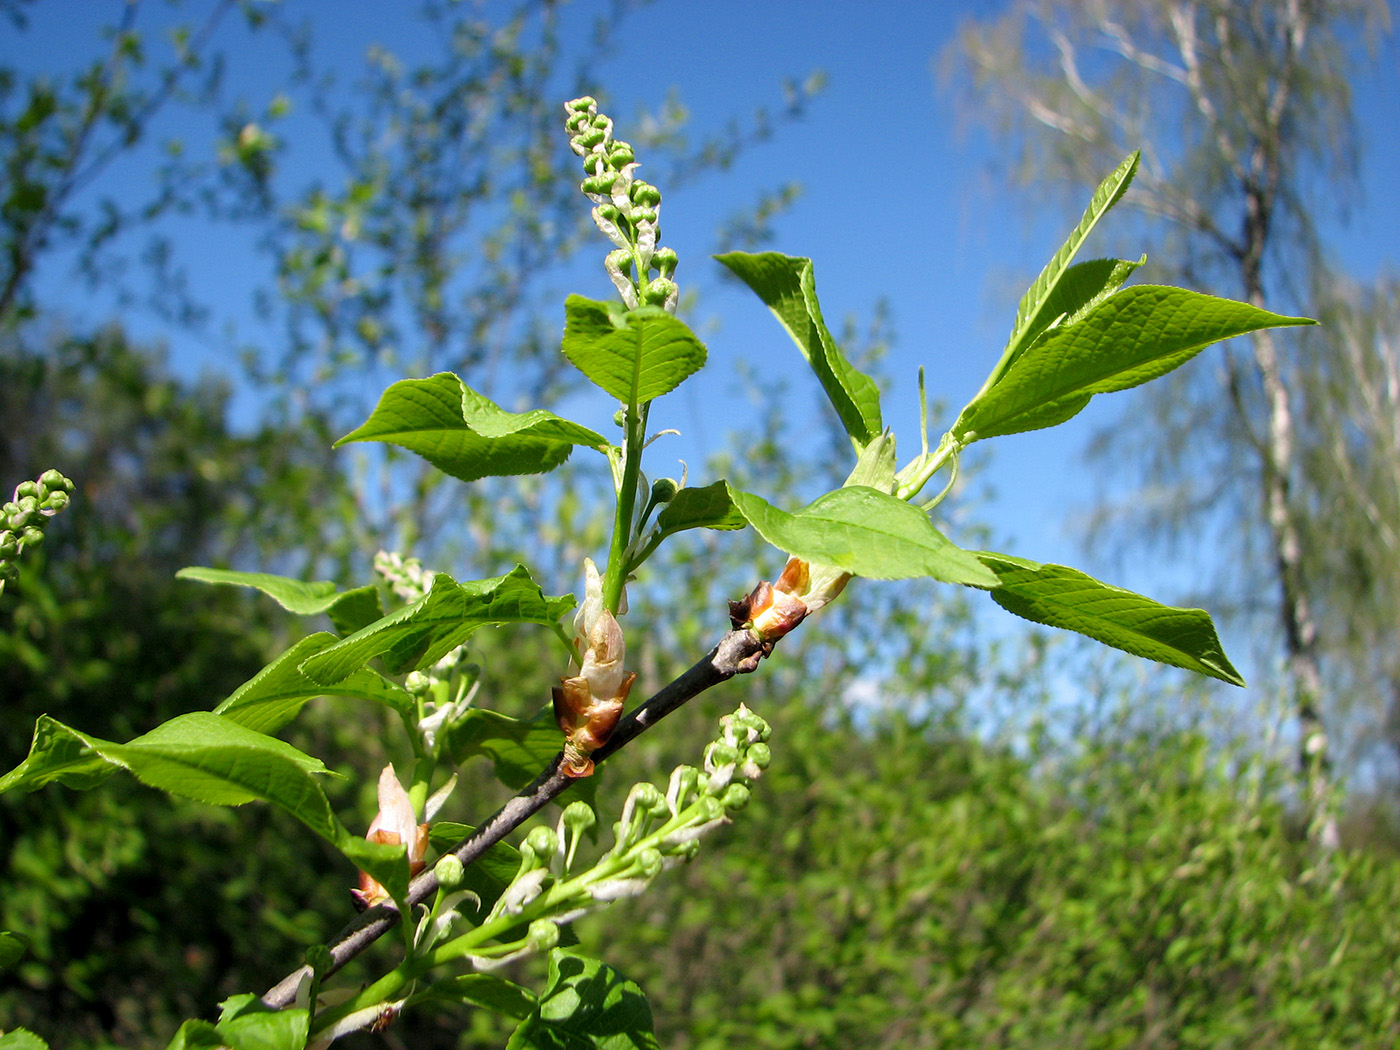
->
[727,484,999,587]
[176,567,341,615]
[0,712,406,892]
[326,585,385,636]
[506,949,659,1050]
[213,995,310,1050]
[0,716,123,794]
[1033,255,1145,332]
[335,372,607,481]
[978,552,1245,686]
[715,252,882,448]
[417,974,537,1020]
[215,633,415,734]
[0,1031,50,1050]
[0,931,29,974]
[652,481,747,540]
[953,287,1316,442]
[164,1020,224,1050]
[999,151,1139,375]
[299,567,574,684]
[842,431,898,493]
[561,297,707,405]
[427,822,522,919]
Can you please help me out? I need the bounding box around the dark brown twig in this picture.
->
[261,627,766,1010]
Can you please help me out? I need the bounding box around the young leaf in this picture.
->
[214,633,415,734]
[176,567,341,614]
[177,570,383,636]
[726,484,999,587]
[0,712,408,897]
[335,372,607,482]
[325,585,385,637]
[715,251,882,448]
[997,152,1139,377]
[561,297,707,405]
[298,567,575,685]
[978,552,1244,686]
[953,287,1316,443]
[652,480,748,540]
[1030,255,1145,335]
[507,948,659,1050]
[0,931,30,975]
[213,995,310,1050]
[164,1020,224,1050]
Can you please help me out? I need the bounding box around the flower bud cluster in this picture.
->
[373,549,436,605]
[564,97,678,312]
[1,470,75,593]
[375,550,474,751]
[444,707,771,974]
[553,559,635,777]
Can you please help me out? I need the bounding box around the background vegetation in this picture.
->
[2,1,1398,1047]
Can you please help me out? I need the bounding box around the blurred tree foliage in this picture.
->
[582,704,1400,1050]
[0,327,368,1042]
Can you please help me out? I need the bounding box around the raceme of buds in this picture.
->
[564,96,678,313]
[554,560,636,777]
[728,556,852,650]
[1,469,75,591]
[352,765,430,910]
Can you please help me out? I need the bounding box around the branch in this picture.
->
[260,626,768,1010]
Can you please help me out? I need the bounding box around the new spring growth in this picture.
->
[728,556,852,654]
[458,706,771,973]
[565,96,678,312]
[1,469,75,593]
[352,765,431,910]
[553,559,636,777]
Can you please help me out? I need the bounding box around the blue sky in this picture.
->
[11,0,1399,621]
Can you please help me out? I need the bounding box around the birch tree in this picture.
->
[948,0,1391,845]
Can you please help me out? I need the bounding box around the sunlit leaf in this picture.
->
[336,372,607,481]
[215,633,415,734]
[978,552,1244,686]
[299,567,574,684]
[727,484,998,587]
[716,251,882,448]
[507,948,659,1050]
[953,287,1315,442]
[561,297,706,405]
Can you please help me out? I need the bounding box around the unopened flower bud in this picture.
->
[635,847,664,879]
[721,783,751,811]
[629,182,660,207]
[433,854,465,892]
[561,800,597,838]
[745,742,772,771]
[642,279,676,307]
[524,825,559,864]
[532,919,563,950]
[652,247,679,276]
